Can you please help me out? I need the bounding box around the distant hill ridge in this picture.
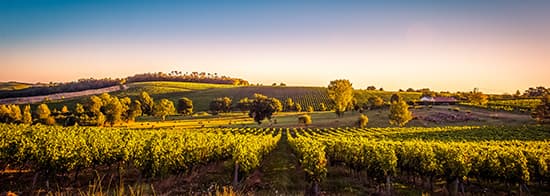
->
[0,71,249,99]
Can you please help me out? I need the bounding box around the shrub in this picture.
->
[298,114,312,126]
[358,114,368,128]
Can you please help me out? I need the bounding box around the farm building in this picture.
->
[417,96,458,105]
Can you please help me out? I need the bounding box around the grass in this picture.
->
[0,82,32,91]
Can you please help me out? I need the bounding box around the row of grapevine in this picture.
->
[288,126,550,194]
[0,124,280,185]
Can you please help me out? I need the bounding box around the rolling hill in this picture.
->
[39,81,422,112]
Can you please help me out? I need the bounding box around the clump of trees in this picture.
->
[248,94,282,124]
[328,79,354,117]
[177,97,193,115]
[154,99,176,121]
[126,71,249,86]
[209,97,232,115]
[388,94,412,127]
[531,95,550,124]
[0,91,179,126]
[467,89,488,105]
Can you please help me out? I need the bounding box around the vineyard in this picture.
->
[288,125,550,195]
[461,98,542,113]
[0,124,280,194]
[2,124,550,194]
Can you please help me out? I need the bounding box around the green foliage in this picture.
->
[75,103,85,114]
[35,103,52,125]
[154,99,176,121]
[328,79,354,117]
[104,97,124,126]
[0,104,22,123]
[22,105,32,124]
[319,103,327,111]
[389,97,412,127]
[177,97,193,115]
[295,103,302,112]
[468,92,488,105]
[139,91,155,116]
[236,97,251,113]
[358,114,368,128]
[285,98,295,112]
[209,97,232,114]
[298,114,312,126]
[127,100,142,122]
[368,96,385,109]
[248,94,282,124]
[307,106,314,113]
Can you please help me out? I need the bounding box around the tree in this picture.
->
[366,86,377,90]
[236,97,251,113]
[285,98,295,112]
[248,94,282,124]
[104,97,123,126]
[177,97,193,115]
[36,103,55,125]
[328,79,354,117]
[368,96,385,109]
[154,99,176,121]
[319,103,327,111]
[0,104,22,123]
[298,114,312,127]
[75,103,85,114]
[87,95,103,114]
[295,103,302,112]
[388,94,412,127]
[61,105,69,114]
[22,105,32,124]
[390,94,401,103]
[127,100,142,122]
[139,91,155,116]
[531,95,550,124]
[209,97,232,114]
[468,91,488,105]
[358,114,369,128]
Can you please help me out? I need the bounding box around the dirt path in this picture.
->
[255,131,307,195]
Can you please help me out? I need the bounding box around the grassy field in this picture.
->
[116,105,534,130]
[0,82,32,91]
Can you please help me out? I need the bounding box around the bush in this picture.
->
[298,114,312,126]
[358,114,368,128]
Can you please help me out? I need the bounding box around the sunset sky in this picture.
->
[1,1,549,93]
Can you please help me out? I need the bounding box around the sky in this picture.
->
[1,0,549,93]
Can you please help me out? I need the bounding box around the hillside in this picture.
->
[0,82,32,91]
[41,81,422,112]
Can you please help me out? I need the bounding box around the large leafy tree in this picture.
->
[388,94,412,127]
[328,79,354,117]
[154,99,176,121]
[248,94,282,124]
[177,97,193,115]
[139,91,155,116]
[209,97,232,114]
[36,103,55,125]
[104,97,123,126]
